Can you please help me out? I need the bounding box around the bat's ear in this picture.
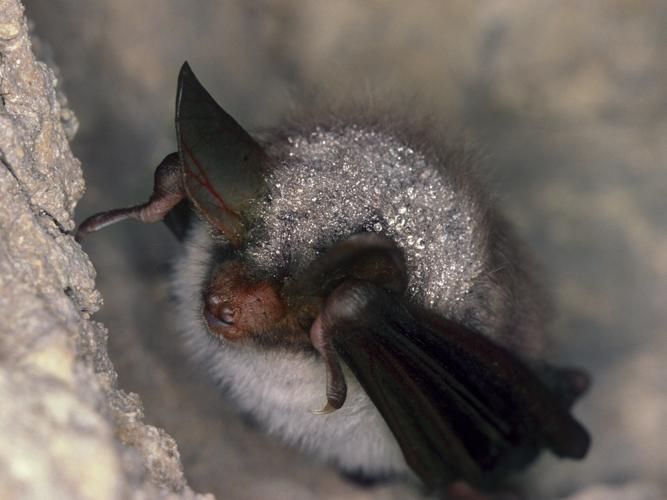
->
[176,62,267,244]
[293,232,408,298]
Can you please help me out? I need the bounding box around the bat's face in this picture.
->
[78,62,591,492]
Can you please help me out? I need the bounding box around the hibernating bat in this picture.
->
[77,62,590,495]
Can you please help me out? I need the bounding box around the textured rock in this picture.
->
[0,1,210,498]
[15,0,667,499]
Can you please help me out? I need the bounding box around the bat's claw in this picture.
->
[311,402,338,415]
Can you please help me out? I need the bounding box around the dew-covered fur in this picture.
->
[173,121,548,478]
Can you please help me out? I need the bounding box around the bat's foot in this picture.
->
[75,152,183,241]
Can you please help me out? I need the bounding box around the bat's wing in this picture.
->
[307,236,590,490]
[175,62,266,243]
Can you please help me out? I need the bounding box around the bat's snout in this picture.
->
[203,260,287,341]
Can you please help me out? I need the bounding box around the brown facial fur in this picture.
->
[203,260,315,348]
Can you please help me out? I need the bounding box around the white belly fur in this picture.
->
[172,222,410,478]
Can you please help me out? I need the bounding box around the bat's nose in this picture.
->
[203,260,287,341]
[204,294,235,327]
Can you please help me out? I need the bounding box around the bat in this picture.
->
[77,62,591,496]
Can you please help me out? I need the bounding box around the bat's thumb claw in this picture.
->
[311,402,337,415]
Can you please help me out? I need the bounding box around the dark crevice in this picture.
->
[1,154,69,235]
[0,154,20,182]
[38,208,68,234]
[64,284,94,314]
[0,52,6,107]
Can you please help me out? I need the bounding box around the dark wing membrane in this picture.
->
[326,282,590,489]
[175,62,266,242]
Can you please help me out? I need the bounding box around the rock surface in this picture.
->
[0,1,210,498]
[5,0,666,499]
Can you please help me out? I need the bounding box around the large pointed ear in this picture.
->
[176,62,267,244]
[296,232,408,297]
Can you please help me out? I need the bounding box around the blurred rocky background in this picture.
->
[14,0,667,499]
